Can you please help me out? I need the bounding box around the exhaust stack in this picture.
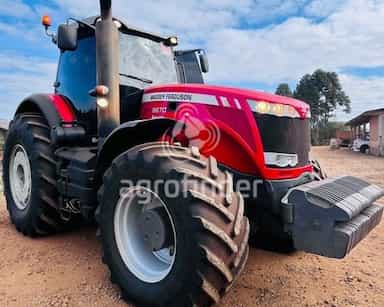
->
[96,0,120,139]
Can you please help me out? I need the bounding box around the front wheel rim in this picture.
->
[9,144,32,210]
[114,186,177,283]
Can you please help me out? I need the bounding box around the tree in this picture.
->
[318,121,346,145]
[294,69,351,144]
[275,83,293,97]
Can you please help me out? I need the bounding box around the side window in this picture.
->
[56,36,97,126]
[175,52,204,84]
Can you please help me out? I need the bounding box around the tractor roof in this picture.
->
[77,16,169,43]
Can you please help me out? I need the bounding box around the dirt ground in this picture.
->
[0,147,383,307]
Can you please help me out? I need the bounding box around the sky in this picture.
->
[0,0,383,121]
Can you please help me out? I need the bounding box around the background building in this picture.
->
[0,119,9,153]
[346,108,384,156]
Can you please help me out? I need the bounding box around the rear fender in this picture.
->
[15,94,76,127]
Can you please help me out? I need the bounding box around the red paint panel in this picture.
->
[49,94,76,122]
[263,165,314,180]
[144,83,310,119]
[142,84,313,180]
[206,122,260,175]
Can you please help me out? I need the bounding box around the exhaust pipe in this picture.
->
[96,0,120,139]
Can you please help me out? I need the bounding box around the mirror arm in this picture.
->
[44,28,57,44]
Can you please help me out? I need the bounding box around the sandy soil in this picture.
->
[0,147,383,307]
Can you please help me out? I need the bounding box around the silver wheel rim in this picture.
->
[114,186,177,283]
[9,144,32,210]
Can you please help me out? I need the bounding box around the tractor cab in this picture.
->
[53,16,208,133]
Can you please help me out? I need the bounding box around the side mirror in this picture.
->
[57,23,78,51]
[198,51,209,73]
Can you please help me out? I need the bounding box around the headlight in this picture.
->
[248,100,301,118]
[264,152,298,167]
[97,97,109,109]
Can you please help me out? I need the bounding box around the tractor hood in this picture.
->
[141,83,312,179]
[143,83,310,119]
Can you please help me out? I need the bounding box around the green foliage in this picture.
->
[293,69,351,145]
[275,83,293,97]
[314,121,346,145]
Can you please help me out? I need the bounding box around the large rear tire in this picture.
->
[96,142,250,307]
[3,113,74,236]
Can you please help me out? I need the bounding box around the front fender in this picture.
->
[97,117,263,184]
[97,118,176,179]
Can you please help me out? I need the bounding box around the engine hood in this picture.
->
[143,83,310,119]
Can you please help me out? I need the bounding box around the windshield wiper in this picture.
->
[119,73,153,84]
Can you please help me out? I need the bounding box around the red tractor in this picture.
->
[3,1,383,306]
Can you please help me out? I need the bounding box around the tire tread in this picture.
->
[3,113,76,237]
[96,142,249,307]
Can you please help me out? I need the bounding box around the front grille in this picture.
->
[254,113,310,168]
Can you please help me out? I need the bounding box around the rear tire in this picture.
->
[97,142,250,307]
[3,113,75,236]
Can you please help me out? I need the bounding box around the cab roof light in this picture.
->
[42,15,52,29]
[164,36,178,47]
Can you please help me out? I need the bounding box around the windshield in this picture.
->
[119,33,177,88]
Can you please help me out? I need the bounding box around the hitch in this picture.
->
[282,176,384,258]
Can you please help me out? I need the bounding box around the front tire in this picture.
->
[97,142,250,307]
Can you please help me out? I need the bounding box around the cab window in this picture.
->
[56,36,97,132]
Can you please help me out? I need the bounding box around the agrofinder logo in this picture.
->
[162,103,221,158]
